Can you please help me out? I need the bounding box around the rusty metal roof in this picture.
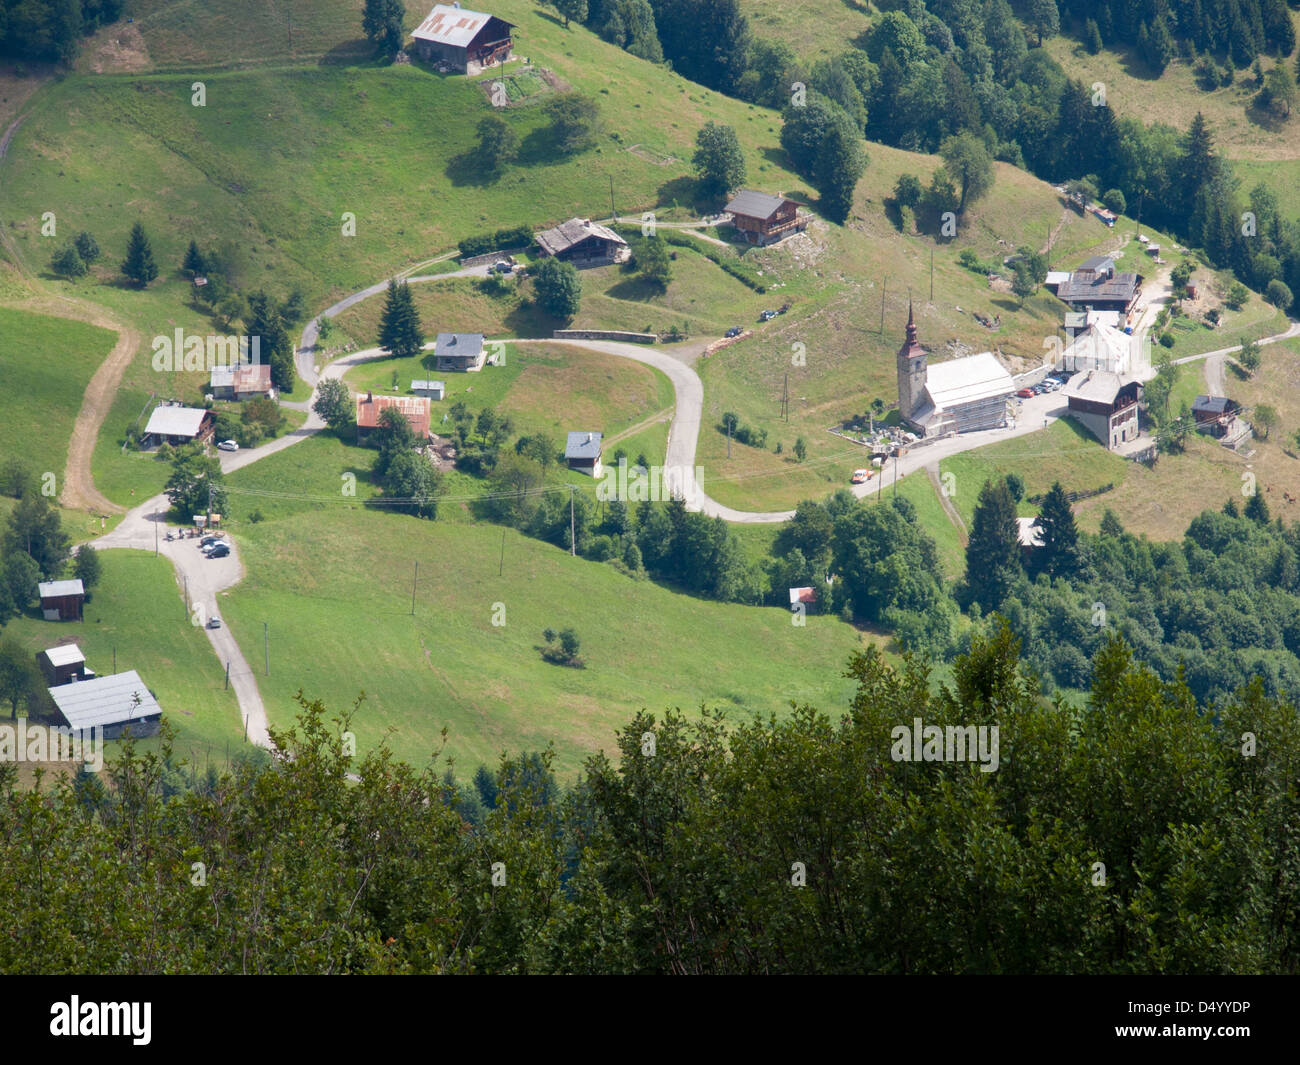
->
[356,393,432,437]
[412,5,513,47]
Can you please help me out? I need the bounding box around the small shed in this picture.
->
[37,644,88,686]
[434,332,487,373]
[38,579,85,622]
[565,431,603,477]
[411,380,446,400]
[1192,395,1238,438]
[788,586,818,607]
[46,670,162,740]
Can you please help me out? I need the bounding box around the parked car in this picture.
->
[1016,387,1035,398]
[207,543,231,559]
[206,615,222,629]
[217,439,239,452]
[199,534,224,548]
[492,261,513,274]
[759,309,778,322]
[725,326,743,338]
[851,468,872,484]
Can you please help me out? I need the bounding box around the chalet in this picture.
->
[1060,321,1134,374]
[37,644,91,686]
[209,362,273,401]
[433,332,487,372]
[142,404,214,448]
[38,580,84,622]
[411,379,446,400]
[1192,395,1240,438]
[411,4,515,73]
[724,190,809,246]
[355,392,432,445]
[1055,256,1142,314]
[46,670,162,740]
[1063,370,1142,450]
[534,218,629,265]
[896,303,1015,437]
[565,431,603,477]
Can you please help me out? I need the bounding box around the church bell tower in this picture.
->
[896,299,927,421]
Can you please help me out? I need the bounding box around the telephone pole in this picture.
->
[781,372,789,422]
[569,486,576,556]
[499,526,506,576]
[880,278,887,335]
[411,560,419,616]
[609,175,616,221]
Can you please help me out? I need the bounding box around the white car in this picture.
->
[217,439,239,452]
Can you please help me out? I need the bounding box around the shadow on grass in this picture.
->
[445,149,505,188]
[606,276,667,302]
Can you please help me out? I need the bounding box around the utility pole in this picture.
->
[609,174,616,221]
[499,526,506,576]
[264,622,269,677]
[569,486,576,556]
[880,278,887,335]
[727,417,732,458]
[411,560,419,616]
[893,452,899,499]
[781,372,789,422]
[930,248,934,302]
[225,661,230,690]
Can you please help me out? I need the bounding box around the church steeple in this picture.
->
[896,299,927,422]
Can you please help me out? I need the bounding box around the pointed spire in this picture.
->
[906,297,916,342]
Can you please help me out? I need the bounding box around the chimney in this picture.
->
[367,391,373,402]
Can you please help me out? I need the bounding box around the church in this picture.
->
[896,304,1015,437]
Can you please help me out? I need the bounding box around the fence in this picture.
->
[552,329,657,344]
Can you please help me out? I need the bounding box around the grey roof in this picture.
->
[434,333,484,359]
[1055,269,1140,305]
[39,579,84,599]
[1194,395,1233,413]
[725,190,787,220]
[565,431,603,460]
[1064,369,1139,404]
[41,644,85,667]
[47,670,162,731]
[535,218,627,256]
[1080,256,1115,272]
[143,405,208,438]
[925,352,1015,410]
[411,380,445,391]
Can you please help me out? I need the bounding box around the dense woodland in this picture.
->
[0,0,122,63]
[2,626,1297,974]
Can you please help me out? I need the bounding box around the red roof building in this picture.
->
[356,392,432,444]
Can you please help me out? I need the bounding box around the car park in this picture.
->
[217,439,239,452]
[207,543,231,559]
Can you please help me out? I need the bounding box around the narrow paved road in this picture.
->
[1171,320,1300,368]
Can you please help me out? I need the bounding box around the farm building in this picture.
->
[896,304,1014,437]
[411,380,446,400]
[38,579,84,622]
[411,4,515,73]
[789,586,818,608]
[1192,395,1240,438]
[142,403,214,448]
[37,644,91,686]
[46,670,162,740]
[433,333,487,372]
[1063,370,1143,450]
[534,219,629,265]
[355,392,432,445]
[565,431,603,477]
[209,362,273,401]
[1054,256,1142,314]
[724,190,809,246]
[1060,321,1134,374]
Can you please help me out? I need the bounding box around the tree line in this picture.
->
[2,621,1298,973]
[0,0,123,64]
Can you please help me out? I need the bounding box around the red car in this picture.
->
[1016,387,1035,398]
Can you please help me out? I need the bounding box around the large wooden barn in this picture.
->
[411,4,515,74]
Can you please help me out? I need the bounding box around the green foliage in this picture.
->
[362,0,405,56]
[599,0,663,63]
[1265,279,1293,311]
[893,173,922,208]
[632,235,672,289]
[120,221,158,287]
[1034,482,1080,578]
[964,478,1021,612]
[73,544,102,593]
[692,121,746,199]
[476,114,519,179]
[0,636,43,720]
[50,243,85,278]
[164,444,226,521]
[1253,403,1277,439]
[552,0,588,28]
[532,257,582,319]
[377,279,424,359]
[458,225,534,259]
[1102,188,1126,215]
[544,93,602,155]
[4,492,69,580]
[73,231,100,263]
[312,378,355,433]
[940,132,995,212]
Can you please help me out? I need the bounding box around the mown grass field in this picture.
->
[342,342,675,454]
[1,550,246,764]
[0,306,116,492]
[215,501,867,779]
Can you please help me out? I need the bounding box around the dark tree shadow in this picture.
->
[1244,99,1290,134]
[517,125,567,165]
[318,39,378,66]
[504,302,558,338]
[445,148,503,188]
[990,297,1022,313]
[606,276,665,302]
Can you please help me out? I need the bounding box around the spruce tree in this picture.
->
[1035,482,1080,578]
[1084,18,1102,55]
[964,478,1021,611]
[378,280,424,359]
[121,222,158,287]
[1245,490,1270,524]
[183,240,206,276]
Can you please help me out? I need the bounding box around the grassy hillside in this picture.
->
[0,307,117,491]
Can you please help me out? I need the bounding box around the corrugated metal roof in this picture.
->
[725,190,787,220]
[434,333,484,359]
[412,5,512,47]
[47,670,162,731]
[143,405,209,438]
[565,431,602,460]
[1056,268,1140,305]
[535,218,627,256]
[925,352,1015,409]
[355,393,432,436]
[42,644,85,667]
[39,579,84,599]
[788,586,817,605]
